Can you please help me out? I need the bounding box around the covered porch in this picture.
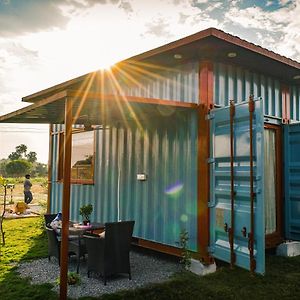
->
[0,83,202,299]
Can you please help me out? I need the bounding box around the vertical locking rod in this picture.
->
[229,100,236,268]
[248,95,256,272]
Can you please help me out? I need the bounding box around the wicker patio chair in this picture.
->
[69,237,87,273]
[83,220,135,285]
[45,226,62,265]
[45,227,86,271]
[44,213,57,228]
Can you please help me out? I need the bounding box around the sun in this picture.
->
[97,59,115,70]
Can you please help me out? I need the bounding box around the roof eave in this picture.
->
[22,27,300,103]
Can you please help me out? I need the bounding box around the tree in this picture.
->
[15,144,27,158]
[0,176,7,246]
[26,151,37,163]
[8,152,21,161]
[5,160,32,177]
[0,159,9,177]
[2,144,45,177]
[31,162,47,177]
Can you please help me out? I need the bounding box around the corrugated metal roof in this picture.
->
[0,91,197,124]
[128,28,300,69]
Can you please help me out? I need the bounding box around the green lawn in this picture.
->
[1,217,300,300]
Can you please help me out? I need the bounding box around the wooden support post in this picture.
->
[47,124,53,214]
[198,61,214,263]
[281,85,290,124]
[60,97,73,300]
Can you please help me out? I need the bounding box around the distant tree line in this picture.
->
[0,144,47,177]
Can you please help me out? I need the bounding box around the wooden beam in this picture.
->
[1,91,197,124]
[198,60,214,264]
[134,238,183,257]
[22,74,92,103]
[199,61,214,108]
[281,85,290,124]
[47,124,53,214]
[60,97,73,300]
[0,91,67,123]
[67,90,198,109]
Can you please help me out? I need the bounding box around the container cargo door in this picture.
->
[209,99,265,274]
[284,123,300,240]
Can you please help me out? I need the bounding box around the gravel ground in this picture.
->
[17,249,182,299]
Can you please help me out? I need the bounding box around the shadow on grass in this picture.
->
[80,254,300,300]
[0,217,59,300]
[1,217,300,300]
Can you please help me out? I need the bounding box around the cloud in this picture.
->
[139,0,221,41]
[0,41,38,70]
[279,0,293,6]
[0,40,39,102]
[0,0,71,37]
[0,0,134,37]
[272,1,300,60]
[221,1,300,61]
[118,0,133,13]
[144,17,173,38]
[178,12,190,24]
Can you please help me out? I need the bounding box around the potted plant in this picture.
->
[56,272,81,286]
[79,204,93,225]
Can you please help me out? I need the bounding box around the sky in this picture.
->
[0,0,299,163]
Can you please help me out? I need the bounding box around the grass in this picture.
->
[3,177,48,186]
[1,218,300,300]
[0,217,58,300]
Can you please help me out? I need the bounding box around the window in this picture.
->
[71,130,94,183]
[57,130,94,184]
[57,133,64,181]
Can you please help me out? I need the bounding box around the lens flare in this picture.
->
[165,181,184,196]
[157,105,176,116]
[180,214,188,222]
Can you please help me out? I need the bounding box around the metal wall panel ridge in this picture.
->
[214,62,282,119]
[284,123,300,240]
[50,112,198,251]
[116,62,199,103]
[290,86,300,122]
[96,113,198,251]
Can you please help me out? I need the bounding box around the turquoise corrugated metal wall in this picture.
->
[50,112,198,251]
[213,62,283,119]
[117,62,199,104]
[290,86,300,122]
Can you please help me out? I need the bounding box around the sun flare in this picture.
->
[97,60,114,70]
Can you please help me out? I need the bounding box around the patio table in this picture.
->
[69,222,105,235]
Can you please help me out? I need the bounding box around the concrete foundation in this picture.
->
[186,258,217,276]
[276,241,300,257]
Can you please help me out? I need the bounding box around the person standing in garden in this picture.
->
[24,174,33,204]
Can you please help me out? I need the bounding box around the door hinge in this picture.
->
[207,158,215,164]
[208,201,216,208]
[206,113,215,120]
[207,246,215,253]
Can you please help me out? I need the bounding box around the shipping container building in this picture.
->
[1,28,300,274]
